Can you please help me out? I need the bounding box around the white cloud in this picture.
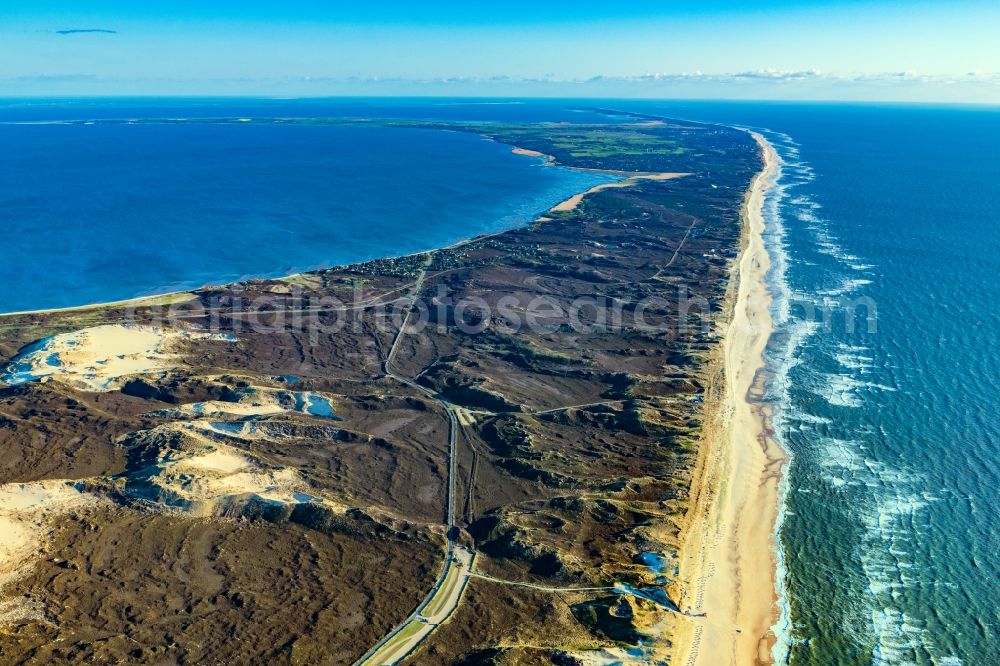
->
[2,69,998,103]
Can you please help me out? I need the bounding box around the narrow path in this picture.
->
[529,400,625,416]
[651,216,700,281]
[469,573,615,593]
[470,573,702,618]
[354,171,700,663]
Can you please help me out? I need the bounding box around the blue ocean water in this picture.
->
[762,106,1000,666]
[627,102,1000,665]
[0,101,614,313]
[2,99,997,664]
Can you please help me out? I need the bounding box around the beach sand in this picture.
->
[0,291,196,320]
[671,133,786,666]
[511,147,550,159]
[549,172,689,213]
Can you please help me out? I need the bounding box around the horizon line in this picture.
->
[0,94,997,108]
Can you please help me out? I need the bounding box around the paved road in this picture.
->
[355,548,475,666]
[354,255,677,664]
[354,256,468,666]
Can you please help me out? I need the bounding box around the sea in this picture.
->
[1,98,997,665]
[0,99,616,313]
[632,101,999,666]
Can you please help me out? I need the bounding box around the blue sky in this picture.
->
[3,1,999,101]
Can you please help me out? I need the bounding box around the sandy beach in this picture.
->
[0,291,196,320]
[671,132,787,666]
[549,172,689,212]
[511,146,551,160]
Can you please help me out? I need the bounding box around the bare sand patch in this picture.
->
[174,448,251,474]
[0,481,94,516]
[149,386,338,421]
[549,173,690,213]
[125,427,328,516]
[0,480,100,597]
[0,518,31,567]
[1,324,235,392]
[167,399,288,420]
[511,147,550,160]
[148,459,303,509]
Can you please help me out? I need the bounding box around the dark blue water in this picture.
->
[0,101,614,313]
[3,99,997,664]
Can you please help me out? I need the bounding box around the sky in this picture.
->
[3,0,999,102]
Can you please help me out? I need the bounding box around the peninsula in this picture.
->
[0,112,771,665]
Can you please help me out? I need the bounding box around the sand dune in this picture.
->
[0,480,100,594]
[148,386,339,421]
[1,324,236,392]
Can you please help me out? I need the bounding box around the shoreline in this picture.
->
[549,171,689,213]
[672,132,787,666]
[0,114,766,663]
[0,292,198,320]
[0,142,608,321]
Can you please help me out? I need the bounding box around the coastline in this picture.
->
[0,291,197,320]
[0,142,601,321]
[549,171,689,212]
[672,132,787,666]
[0,115,767,662]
